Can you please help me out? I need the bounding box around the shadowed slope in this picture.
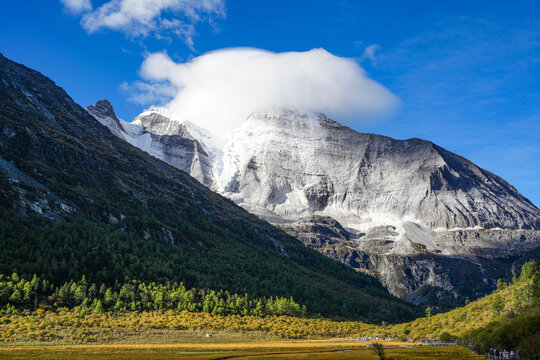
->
[0,54,415,321]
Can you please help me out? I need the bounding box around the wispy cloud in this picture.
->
[60,0,92,14]
[60,0,225,49]
[360,44,381,66]
[120,80,177,105]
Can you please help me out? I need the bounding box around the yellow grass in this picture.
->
[0,339,413,350]
[0,341,485,360]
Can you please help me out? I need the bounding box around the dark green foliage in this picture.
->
[467,312,539,358]
[0,54,417,322]
[0,210,414,321]
[0,273,306,317]
[438,331,457,342]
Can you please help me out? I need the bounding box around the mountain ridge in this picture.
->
[86,101,540,306]
[0,53,414,321]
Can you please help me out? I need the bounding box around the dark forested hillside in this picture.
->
[0,54,416,322]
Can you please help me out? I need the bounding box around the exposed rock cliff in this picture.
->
[86,104,214,186]
[216,110,538,231]
[87,104,540,306]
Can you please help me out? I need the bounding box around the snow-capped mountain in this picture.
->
[87,100,216,186]
[215,109,538,230]
[87,101,540,304]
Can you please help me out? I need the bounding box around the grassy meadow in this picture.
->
[0,262,537,359]
[0,270,533,344]
[0,341,484,360]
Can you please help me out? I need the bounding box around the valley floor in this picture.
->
[1,263,537,359]
[0,341,484,360]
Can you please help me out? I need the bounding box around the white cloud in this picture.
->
[132,48,400,134]
[120,80,177,105]
[61,0,224,47]
[361,44,381,66]
[60,0,92,14]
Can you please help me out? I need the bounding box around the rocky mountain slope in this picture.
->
[87,102,540,307]
[0,53,417,321]
[87,101,214,186]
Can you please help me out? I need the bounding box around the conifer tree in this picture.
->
[94,299,104,314]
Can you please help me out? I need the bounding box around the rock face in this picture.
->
[216,110,538,230]
[87,104,540,306]
[279,217,539,301]
[86,104,214,186]
[85,99,126,138]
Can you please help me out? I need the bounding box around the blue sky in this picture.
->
[1,0,539,206]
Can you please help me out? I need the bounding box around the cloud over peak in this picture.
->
[128,48,399,134]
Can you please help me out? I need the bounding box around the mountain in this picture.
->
[0,53,417,321]
[86,102,216,186]
[88,105,540,307]
[218,110,538,229]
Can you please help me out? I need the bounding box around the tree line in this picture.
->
[0,273,307,317]
[0,208,415,322]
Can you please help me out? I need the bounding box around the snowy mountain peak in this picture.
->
[135,111,194,138]
[242,108,337,132]
[135,106,185,125]
[88,99,115,118]
[87,102,540,232]
[87,101,540,301]
[86,99,126,137]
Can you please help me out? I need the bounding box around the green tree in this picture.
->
[23,281,33,302]
[94,299,104,314]
[439,331,456,342]
[492,294,503,316]
[99,283,107,297]
[10,289,23,304]
[104,288,115,306]
[519,262,534,281]
[370,343,386,360]
[74,285,86,304]
[114,300,123,312]
[87,284,97,299]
